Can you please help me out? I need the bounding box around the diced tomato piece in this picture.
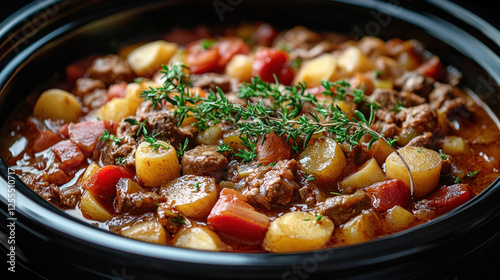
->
[33,130,62,153]
[252,49,295,85]
[107,82,127,100]
[52,140,85,170]
[256,131,291,165]
[217,37,249,67]
[68,121,106,155]
[83,165,134,197]
[186,40,220,74]
[416,55,446,81]
[208,188,269,245]
[426,184,472,213]
[252,23,278,46]
[365,179,411,212]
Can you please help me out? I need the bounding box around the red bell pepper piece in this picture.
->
[425,184,472,213]
[83,165,134,197]
[365,179,411,212]
[252,48,294,85]
[208,188,269,246]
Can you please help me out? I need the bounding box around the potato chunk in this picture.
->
[298,137,347,183]
[121,220,167,244]
[385,205,415,230]
[225,54,253,82]
[97,97,137,122]
[293,54,337,87]
[172,227,225,251]
[197,126,223,145]
[160,175,219,219]
[136,140,181,187]
[33,89,81,122]
[441,136,467,155]
[340,209,380,245]
[263,212,334,253]
[339,158,386,191]
[337,46,375,74]
[127,40,178,76]
[385,146,442,198]
[79,191,112,222]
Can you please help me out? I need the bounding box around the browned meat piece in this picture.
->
[428,82,454,109]
[116,179,160,215]
[99,136,137,168]
[190,73,239,93]
[241,160,300,210]
[396,104,437,135]
[273,26,339,60]
[296,170,327,208]
[374,56,405,79]
[439,97,472,122]
[316,191,371,226]
[157,203,183,234]
[371,109,400,139]
[405,132,433,149]
[74,77,105,96]
[33,182,60,204]
[371,88,426,109]
[395,72,433,97]
[59,185,82,208]
[47,163,72,185]
[181,145,228,181]
[82,89,108,109]
[88,54,135,85]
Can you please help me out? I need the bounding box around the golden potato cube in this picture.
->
[121,220,167,244]
[340,209,380,245]
[222,132,246,152]
[368,139,395,165]
[33,89,81,123]
[78,162,100,186]
[136,140,181,187]
[385,146,442,198]
[160,175,219,219]
[333,100,355,120]
[127,40,178,76]
[441,136,467,155]
[97,98,138,122]
[197,125,223,145]
[373,79,393,89]
[263,212,334,253]
[172,227,225,251]
[79,191,112,222]
[225,54,253,82]
[293,53,337,87]
[337,46,375,75]
[339,158,386,191]
[385,205,415,230]
[299,137,347,183]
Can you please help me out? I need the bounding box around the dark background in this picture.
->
[1,0,499,280]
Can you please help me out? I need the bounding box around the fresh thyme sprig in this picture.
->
[149,63,415,195]
[144,133,170,151]
[99,130,123,145]
[124,118,149,137]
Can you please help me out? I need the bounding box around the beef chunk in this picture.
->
[405,132,433,149]
[116,179,160,215]
[99,136,137,168]
[82,89,107,109]
[439,97,472,122]
[395,72,433,97]
[428,82,454,109]
[396,104,437,135]
[182,145,228,181]
[59,185,82,208]
[47,163,72,185]
[190,73,239,93]
[157,203,183,234]
[33,182,60,203]
[371,109,401,139]
[241,160,300,210]
[74,77,105,96]
[316,191,371,226]
[88,54,134,85]
[371,88,426,109]
[272,26,339,60]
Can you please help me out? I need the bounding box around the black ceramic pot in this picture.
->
[1,1,499,279]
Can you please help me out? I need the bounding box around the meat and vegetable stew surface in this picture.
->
[2,22,499,253]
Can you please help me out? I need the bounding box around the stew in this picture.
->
[1,22,499,253]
